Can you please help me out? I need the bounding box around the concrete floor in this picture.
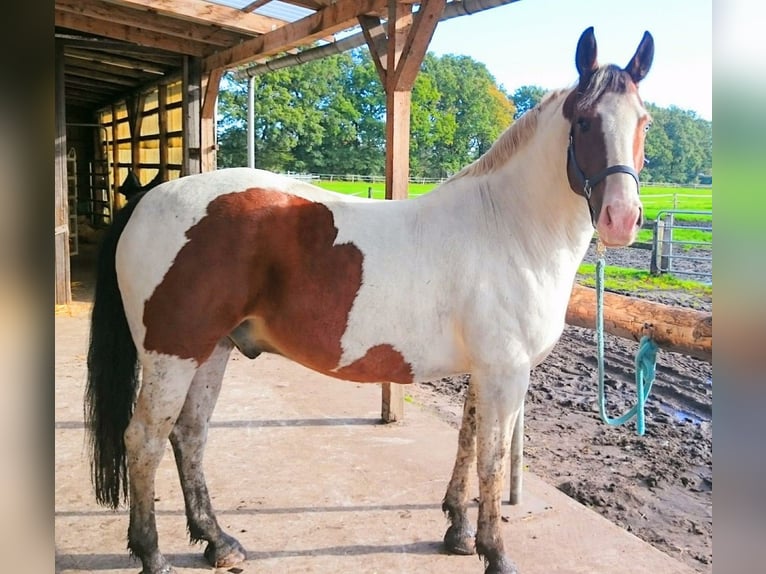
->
[55,298,695,574]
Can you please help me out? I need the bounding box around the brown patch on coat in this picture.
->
[334,344,413,384]
[142,187,412,382]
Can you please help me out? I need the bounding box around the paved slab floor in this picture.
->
[55,307,694,574]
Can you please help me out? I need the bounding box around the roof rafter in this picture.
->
[56,11,210,56]
[56,0,249,48]
[101,0,288,36]
[204,0,388,72]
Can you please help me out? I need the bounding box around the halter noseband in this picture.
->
[567,128,641,227]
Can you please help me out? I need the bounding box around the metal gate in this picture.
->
[650,209,712,282]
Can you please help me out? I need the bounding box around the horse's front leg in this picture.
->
[474,368,528,574]
[443,379,478,555]
[169,339,246,568]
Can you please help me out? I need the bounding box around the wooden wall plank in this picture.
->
[55,40,72,305]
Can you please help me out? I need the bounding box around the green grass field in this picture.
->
[576,262,712,297]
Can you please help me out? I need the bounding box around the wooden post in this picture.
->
[126,93,145,178]
[54,39,72,305]
[201,68,222,172]
[509,401,524,504]
[566,283,712,362]
[183,56,202,176]
[361,0,446,422]
[158,83,169,181]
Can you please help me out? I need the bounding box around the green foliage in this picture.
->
[511,85,548,119]
[217,50,712,186]
[643,104,713,184]
[217,47,515,178]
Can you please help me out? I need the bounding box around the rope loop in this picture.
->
[595,246,658,436]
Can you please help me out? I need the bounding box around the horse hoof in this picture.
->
[204,534,247,568]
[484,556,519,574]
[443,523,476,555]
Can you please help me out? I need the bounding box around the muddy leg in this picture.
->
[443,380,478,555]
[125,355,197,574]
[474,369,528,574]
[169,339,246,568]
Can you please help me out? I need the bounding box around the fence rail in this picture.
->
[650,209,713,282]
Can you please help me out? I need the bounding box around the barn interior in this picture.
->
[54,0,521,306]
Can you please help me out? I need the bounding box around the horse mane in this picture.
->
[575,64,634,111]
[448,64,634,182]
[449,88,568,181]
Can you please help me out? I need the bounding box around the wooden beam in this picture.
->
[358,15,387,84]
[378,0,414,423]
[384,0,412,202]
[201,68,223,120]
[65,64,140,86]
[158,83,169,181]
[62,40,183,66]
[55,11,209,56]
[55,40,72,305]
[183,57,202,176]
[65,54,149,79]
[203,0,387,72]
[55,11,210,56]
[566,284,713,362]
[102,0,285,35]
[393,0,445,91]
[56,0,247,47]
[127,93,146,174]
[201,68,222,172]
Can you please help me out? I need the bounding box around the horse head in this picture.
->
[564,26,654,247]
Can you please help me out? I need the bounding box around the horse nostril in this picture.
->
[636,206,643,228]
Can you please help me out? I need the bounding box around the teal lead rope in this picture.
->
[595,243,659,436]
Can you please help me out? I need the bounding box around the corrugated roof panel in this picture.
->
[254,2,315,21]
[208,1,315,22]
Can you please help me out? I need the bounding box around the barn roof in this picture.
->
[55,0,520,114]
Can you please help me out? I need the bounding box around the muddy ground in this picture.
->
[415,242,712,573]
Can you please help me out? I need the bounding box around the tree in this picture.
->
[643,104,712,184]
[511,85,547,119]
[216,51,711,186]
[419,54,515,177]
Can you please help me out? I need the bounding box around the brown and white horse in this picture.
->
[85,27,654,574]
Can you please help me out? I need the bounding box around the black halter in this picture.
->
[567,128,641,227]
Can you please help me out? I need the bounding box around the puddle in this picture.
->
[658,403,707,425]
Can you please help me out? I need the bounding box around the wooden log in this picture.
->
[566,284,712,362]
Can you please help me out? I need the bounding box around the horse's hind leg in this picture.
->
[125,355,198,574]
[169,339,246,568]
[442,379,478,555]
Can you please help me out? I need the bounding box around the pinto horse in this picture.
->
[85,27,654,574]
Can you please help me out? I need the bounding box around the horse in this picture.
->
[85,26,654,574]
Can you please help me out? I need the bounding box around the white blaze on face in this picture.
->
[594,91,648,246]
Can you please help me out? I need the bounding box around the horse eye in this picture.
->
[577,118,590,132]
[644,121,653,132]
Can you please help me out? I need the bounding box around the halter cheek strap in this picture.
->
[567,133,641,226]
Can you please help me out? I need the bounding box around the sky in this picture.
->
[426,0,712,120]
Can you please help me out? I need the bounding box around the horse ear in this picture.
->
[625,31,654,83]
[575,26,598,79]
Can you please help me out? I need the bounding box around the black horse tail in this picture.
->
[84,192,147,508]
